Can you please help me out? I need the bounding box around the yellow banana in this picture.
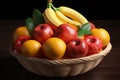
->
[55,10,82,26]
[43,7,63,27]
[42,12,53,26]
[58,6,88,24]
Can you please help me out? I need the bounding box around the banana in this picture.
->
[58,6,88,25]
[55,10,82,26]
[42,12,54,26]
[43,4,63,27]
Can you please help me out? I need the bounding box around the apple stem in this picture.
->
[90,38,96,43]
[75,40,80,46]
[40,26,44,30]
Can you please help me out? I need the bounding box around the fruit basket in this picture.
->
[9,43,112,77]
[9,0,112,77]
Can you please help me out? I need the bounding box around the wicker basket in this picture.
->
[9,43,112,77]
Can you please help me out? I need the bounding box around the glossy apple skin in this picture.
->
[89,22,96,30]
[55,24,78,43]
[85,35,103,55]
[33,24,54,44]
[15,36,30,53]
[66,38,88,58]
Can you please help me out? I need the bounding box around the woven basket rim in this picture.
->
[9,43,112,65]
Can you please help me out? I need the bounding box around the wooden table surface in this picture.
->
[0,20,120,80]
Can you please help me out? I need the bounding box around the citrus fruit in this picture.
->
[12,26,30,43]
[21,40,42,57]
[43,37,66,59]
[91,28,110,48]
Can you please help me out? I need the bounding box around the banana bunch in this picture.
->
[43,1,88,30]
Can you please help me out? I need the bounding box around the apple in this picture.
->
[33,24,54,44]
[15,36,30,53]
[55,24,78,43]
[85,35,103,55]
[37,47,48,59]
[89,22,96,30]
[66,38,88,58]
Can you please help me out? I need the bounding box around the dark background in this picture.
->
[0,0,119,20]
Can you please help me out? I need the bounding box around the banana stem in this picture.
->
[47,0,58,11]
[47,0,52,3]
[51,4,56,10]
[47,3,51,8]
[51,3,59,11]
[47,0,53,8]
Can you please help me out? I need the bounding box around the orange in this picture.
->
[21,40,42,57]
[12,26,30,43]
[43,37,66,59]
[91,28,110,48]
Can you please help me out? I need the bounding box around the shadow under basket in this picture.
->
[9,43,112,77]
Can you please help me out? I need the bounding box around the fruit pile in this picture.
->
[12,0,110,60]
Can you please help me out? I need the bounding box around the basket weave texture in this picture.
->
[9,43,112,77]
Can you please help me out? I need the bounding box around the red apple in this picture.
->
[55,24,78,43]
[36,47,48,59]
[89,22,96,30]
[85,35,103,55]
[15,36,30,53]
[33,24,54,44]
[66,38,88,58]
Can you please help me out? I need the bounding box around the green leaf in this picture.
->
[78,22,92,37]
[81,22,91,30]
[25,17,35,35]
[32,9,44,26]
[78,29,92,37]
